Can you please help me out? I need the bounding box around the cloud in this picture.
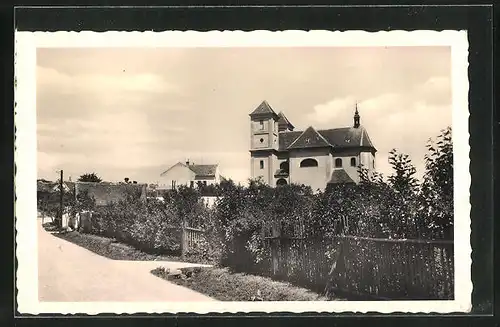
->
[304,76,452,179]
[306,96,356,123]
[36,47,452,185]
[37,110,170,177]
[37,66,181,95]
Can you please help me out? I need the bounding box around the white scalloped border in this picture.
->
[14,30,471,315]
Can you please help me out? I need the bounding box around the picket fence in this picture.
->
[265,235,454,300]
[181,226,205,255]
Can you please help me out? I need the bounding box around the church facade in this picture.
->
[249,100,377,192]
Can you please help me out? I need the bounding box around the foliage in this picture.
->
[38,190,76,220]
[88,195,183,254]
[151,267,329,301]
[49,127,453,291]
[78,172,103,183]
[420,126,454,238]
[67,182,217,258]
[387,149,419,194]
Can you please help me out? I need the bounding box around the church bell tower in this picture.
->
[249,100,280,185]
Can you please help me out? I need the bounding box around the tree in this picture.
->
[124,177,130,184]
[387,149,418,194]
[420,126,453,239]
[384,149,420,238]
[78,173,102,183]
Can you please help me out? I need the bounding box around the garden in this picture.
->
[40,126,453,301]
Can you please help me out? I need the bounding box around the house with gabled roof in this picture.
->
[249,100,377,192]
[158,160,221,191]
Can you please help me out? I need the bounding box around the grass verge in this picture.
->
[42,221,212,264]
[151,266,340,301]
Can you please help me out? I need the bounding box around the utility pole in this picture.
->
[59,169,64,228]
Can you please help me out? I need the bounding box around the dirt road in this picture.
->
[37,218,215,302]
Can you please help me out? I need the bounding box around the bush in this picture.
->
[151,266,331,301]
[57,127,453,284]
[207,127,454,281]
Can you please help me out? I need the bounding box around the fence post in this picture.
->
[180,221,187,257]
[59,170,64,228]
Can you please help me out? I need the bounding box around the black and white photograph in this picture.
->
[15,30,471,314]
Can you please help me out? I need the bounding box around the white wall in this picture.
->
[158,163,196,190]
[252,134,270,149]
[250,152,278,185]
[332,154,360,183]
[360,151,376,170]
[289,148,331,192]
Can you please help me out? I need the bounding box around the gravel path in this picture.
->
[37,218,215,302]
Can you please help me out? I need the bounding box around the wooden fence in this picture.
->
[266,235,454,300]
[181,226,205,255]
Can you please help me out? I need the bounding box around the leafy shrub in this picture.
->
[151,267,331,301]
[56,127,453,283]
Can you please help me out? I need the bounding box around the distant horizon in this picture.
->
[37,46,452,185]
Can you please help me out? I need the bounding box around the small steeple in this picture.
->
[354,102,360,128]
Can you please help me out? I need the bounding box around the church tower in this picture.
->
[353,103,377,176]
[354,103,360,128]
[249,100,280,185]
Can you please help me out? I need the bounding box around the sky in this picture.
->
[36,46,452,184]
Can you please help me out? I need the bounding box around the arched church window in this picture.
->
[260,160,264,169]
[350,157,356,167]
[300,158,318,168]
[335,158,342,168]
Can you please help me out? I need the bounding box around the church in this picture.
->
[249,100,377,192]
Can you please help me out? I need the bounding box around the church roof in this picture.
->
[287,126,332,149]
[328,169,356,184]
[277,111,295,130]
[318,126,375,149]
[249,100,279,118]
[278,131,303,149]
[278,125,376,152]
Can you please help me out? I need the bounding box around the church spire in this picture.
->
[354,102,360,128]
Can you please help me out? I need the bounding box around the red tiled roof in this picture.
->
[277,111,295,130]
[278,131,303,150]
[278,126,376,152]
[318,126,375,149]
[287,126,332,149]
[161,162,218,179]
[188,164,218,178]
[249,100,279,118]
[328,169,356,184]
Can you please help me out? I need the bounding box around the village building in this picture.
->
[157,161,221,208]
[157,161,221,191]
[249,100,377,191]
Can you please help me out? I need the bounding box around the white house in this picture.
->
[157,160,221,191]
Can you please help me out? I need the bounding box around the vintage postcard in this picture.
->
[15,30,471,314]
